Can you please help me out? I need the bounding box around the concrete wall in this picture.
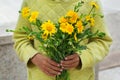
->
[0,36,27,80]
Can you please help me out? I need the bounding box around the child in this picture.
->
[13,0,112,80]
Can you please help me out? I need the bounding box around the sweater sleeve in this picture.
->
[78,0,113,70]
[13,0,39,65]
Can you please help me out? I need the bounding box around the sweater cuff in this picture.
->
[22,45,39,65]
[77,50,94,70]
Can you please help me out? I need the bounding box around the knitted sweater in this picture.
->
[13,0,112,80]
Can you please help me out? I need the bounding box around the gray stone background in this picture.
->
[0,0,120,80]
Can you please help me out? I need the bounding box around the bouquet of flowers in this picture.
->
[7,1,105,80]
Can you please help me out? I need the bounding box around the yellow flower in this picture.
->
[42,33,48,40]
[74,33,78,41]
[76,20,84,33]
[60,22,74,34]
[29,11,39,23]
[66,23,74,35]
[66,10,78,24]
[59,16,68,23]
[86,15,95,27]
[90,18,95,27]
[21,7,30,18]
[86,15,91,21]
[60,23,68,33]
[41,20,56,36]
[90,2,99,9]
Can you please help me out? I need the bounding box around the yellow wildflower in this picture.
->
[66,10,78,24]
[21,7,30,18]
[90,2,99,9]
[90,18,95,27]
[66,23,74,35]
[59,16,68,23]
[60,23,68,33]
[60,22,74,34]
[76,20,84,33]
[29,11,39,23]
[86,15,95,27]
[74,33,78,41]
[42,33,48,40]
[41,20,56,36]
[86,15,91,21]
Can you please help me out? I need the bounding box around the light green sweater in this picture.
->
[13,0,112,80]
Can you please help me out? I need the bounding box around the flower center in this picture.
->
[46,26,52,32]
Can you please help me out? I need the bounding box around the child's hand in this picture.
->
[60,53,81,69]
[31,54,62,76]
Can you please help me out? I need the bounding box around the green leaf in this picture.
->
[99,14,104,18]
[84,28,92,35]
[18,11,21,13]
[76,9,79,12]
[80,13,86,19]
[6,29,14,32]
[77,45,87,50]
[97,32,106,38]
[74,1,84,12]
[55,22,60,28]
[36,19,42,28]
[22,26,32,34]
[82,21,88,26]
[92,13,97,17]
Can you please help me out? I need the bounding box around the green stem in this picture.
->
[88,7,94,15]
[78,35,88,43]
[50,45,64,61]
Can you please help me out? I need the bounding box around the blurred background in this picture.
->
[0,0,120,80]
